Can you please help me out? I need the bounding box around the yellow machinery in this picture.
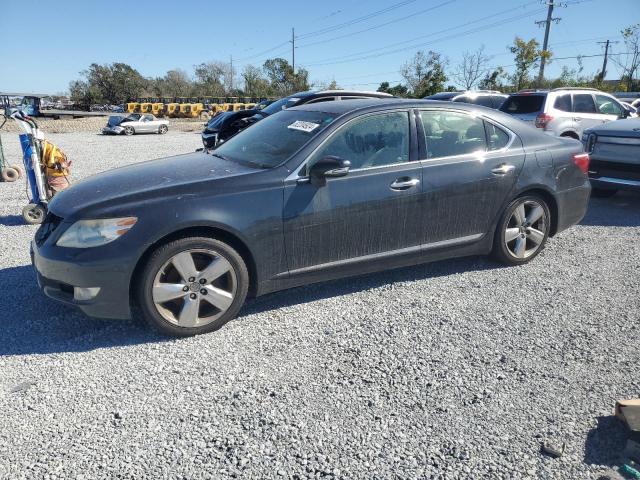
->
[190,102,206,119]
[126,102,139,113]
[139,98,153,114]
[151,100,164,117]
[244,103,256,110]
[166,101,181,117]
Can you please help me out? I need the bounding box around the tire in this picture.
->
[10,165,25,178]
[135,236,249,337]
[158,125,168,134]
[124,126,135,136]
[22,203,46,225]
[1,167,19,182]
[591,188,617,198]
[491,194,551,265]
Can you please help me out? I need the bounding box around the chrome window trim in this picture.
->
[286,108,414,181]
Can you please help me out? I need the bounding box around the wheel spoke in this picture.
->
[505,227,520,242]
[513,204,526,225]
[171,252,197,282]
[526,205,544,225]
[514,236,526,258]
[153,283,187,303]
[197,257,231,283]
[202,285,234,311]
[178,297,200,327]
[528,228,545,246]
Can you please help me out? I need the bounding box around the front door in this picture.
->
[283,110,424,272]
[417,109,525,244]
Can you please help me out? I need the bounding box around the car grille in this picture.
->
[589,160,640,182]
[34,212,63,246]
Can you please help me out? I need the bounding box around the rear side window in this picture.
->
[307,97,335,104]
[553,94,572,112]
[484,122,510,151]
[573,94,597,113]
[455,95,494,108]
[500,95,545,114]
[420,110,487,158]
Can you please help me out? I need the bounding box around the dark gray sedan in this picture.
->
[31,100,591,336]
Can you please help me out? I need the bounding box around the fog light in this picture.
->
[74,287,101,301]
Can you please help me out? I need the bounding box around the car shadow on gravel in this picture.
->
[0,265,166,356]
[240,255,507,317]
[0,215,25,226]
[581,191,640,227]
[583,415,629,467]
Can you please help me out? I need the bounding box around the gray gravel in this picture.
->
[0,131,639,479]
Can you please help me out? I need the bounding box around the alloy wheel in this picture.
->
[504,199,548,259]
[152,249,237,327]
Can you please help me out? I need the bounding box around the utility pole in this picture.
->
[291,28,296,72]
[597,39,619,82]
[536,1,561,84]
[229,55,233,92]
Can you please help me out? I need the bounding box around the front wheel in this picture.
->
[124,126,135,136]
[492,195,551,265]
[158,125,168,134]
[136,237,249,336]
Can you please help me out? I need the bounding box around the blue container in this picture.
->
[19,134,39,202]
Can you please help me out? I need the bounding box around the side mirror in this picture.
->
[308,156,351,187]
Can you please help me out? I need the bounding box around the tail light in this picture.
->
[573,152,590,174]
[535,113,554,129]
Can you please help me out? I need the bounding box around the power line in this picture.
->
[297,0,457,49]
[306,6,546,66]
[296,0,419,40]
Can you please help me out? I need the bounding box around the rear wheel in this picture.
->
[492,195,551,265]
[136,237,249,336]
[1,167,19,182]
[591,188,617,198]
[124,126,135,136]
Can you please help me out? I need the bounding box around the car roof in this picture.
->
[291,90,393,99]
[291,98,506,115]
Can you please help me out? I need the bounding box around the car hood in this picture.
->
[586,118,640,138]
[50,151,257,218]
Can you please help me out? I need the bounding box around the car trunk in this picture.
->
[500,94,546,124]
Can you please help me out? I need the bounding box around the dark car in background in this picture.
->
[201,89,393,148]
[582,117,640,197]
[424,90,508,109]
[32,99,590,337]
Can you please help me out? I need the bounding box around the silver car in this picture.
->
[102,114,169,135]
[582,117,640,197]
[500,88,631,139]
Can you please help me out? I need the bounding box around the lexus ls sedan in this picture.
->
[32,99,591,336]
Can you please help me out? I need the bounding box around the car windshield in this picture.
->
[500,95,545,114]
[213,110,336,168]
[262,96,302,115]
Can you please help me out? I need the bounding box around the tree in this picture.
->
[242,65,271,98]
[478,67,506,91]
[193,62,227,96]
[377,82,408,97]
[73,62,148,104]
[400,50,447,98]
[509,37,549,90]
[262,58,310,96]
[453,46,490,90]
[160,69,192,97]
[613,24,640,91]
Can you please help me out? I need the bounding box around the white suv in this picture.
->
[499,88,631,139]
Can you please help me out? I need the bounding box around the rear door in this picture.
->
[417,109,524,244]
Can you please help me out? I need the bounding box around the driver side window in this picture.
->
[306,111,409,173]
[595,95,624,116]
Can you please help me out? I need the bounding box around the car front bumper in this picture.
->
[102,126,125,135]
[31,239,133,320]
[201,131,219,149]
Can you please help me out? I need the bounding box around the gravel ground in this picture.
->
[0,131,639,479]
[0,116,206,134]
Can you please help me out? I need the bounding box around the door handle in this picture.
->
[491,164,516,175]
[390,178,420,190]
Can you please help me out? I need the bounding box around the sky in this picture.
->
[1,0,639,95]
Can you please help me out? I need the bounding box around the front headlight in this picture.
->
[56,217,137,248]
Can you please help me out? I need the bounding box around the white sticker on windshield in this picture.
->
[288,120,320,133]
